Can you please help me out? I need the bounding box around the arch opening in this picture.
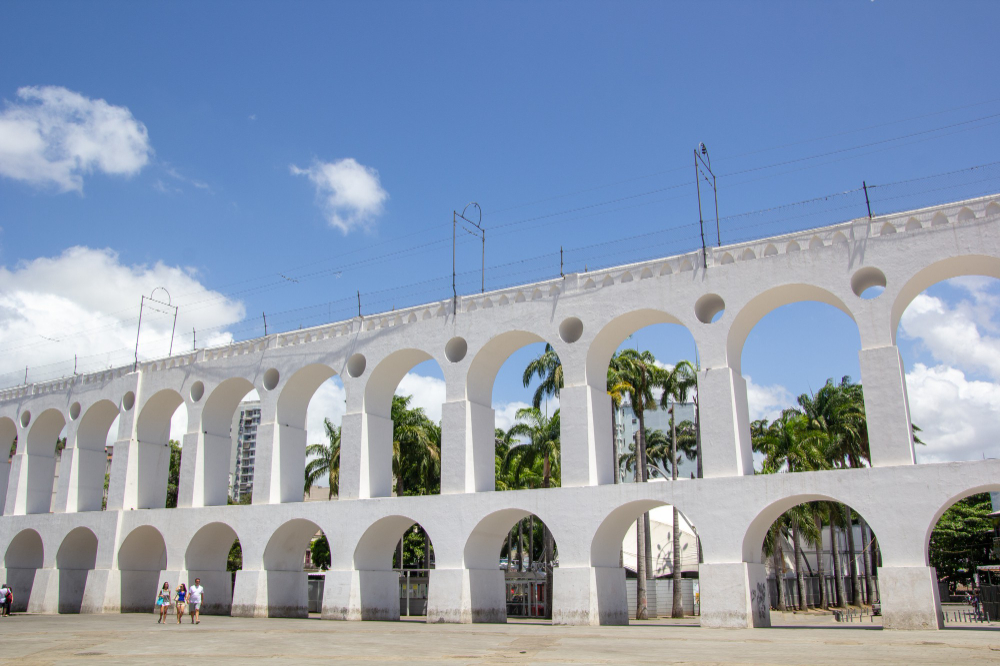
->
[745,497,882,622]
[354,515,435,619]
[56,526,98,613]
[3,529,43,613]
[592,500,701,621]
[117,525,166,612]
[487,334,563,493]
[364,352,444,499]
[895,274,1000,464]
[466,509,558,621]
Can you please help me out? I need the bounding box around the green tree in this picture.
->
[310,535,331,570]
[304,418,340,499]
[930,493,994,589]
[227,539,243,572]
[165,440,182,508]
[522,344,563,410]
[391,395,440,497]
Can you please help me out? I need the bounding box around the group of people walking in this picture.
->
[156,578,204,625]
[0,583,12,616]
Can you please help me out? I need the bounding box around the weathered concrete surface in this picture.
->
[1,613,999,665]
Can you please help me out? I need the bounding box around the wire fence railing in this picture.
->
[2,162,999,390]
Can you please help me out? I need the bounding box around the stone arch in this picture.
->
[957,207,976,222]
[586,309,694,388]
[56,526,98,613]
[905,217,922,231]
[199,377,256,506]
[73,399,119,512]
[354,514,424,571]
[727,284,856,375]
[135,389,185,509]
[271,363,338,503]
[467,330,556,405]
[889,254,1000,344]
[262,518,325,617]
[0,415,16,514]
[880,223,897,236]
[785,241,800,253]
[185,521,240,615]
[3,528,43,612]
[986,201,1000,217]
[741,248,756,261]
[24,407,66,514]
[763,244,778,257]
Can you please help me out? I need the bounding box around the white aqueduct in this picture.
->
[2,195,1000,630]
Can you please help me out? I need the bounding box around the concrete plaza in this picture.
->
[0,613,998,665]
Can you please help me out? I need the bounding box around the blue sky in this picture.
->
[2,1,999,464]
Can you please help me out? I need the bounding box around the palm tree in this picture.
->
[613,348,664,620]
[607,351,634,484]
[304,418,341,499]
[503,407,561,618]
[390,394,440,498]
[522,344,563,410]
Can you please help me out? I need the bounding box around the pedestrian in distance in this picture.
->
[156,582,171,624]
[3,585,13,616]
[0,583,8,617]
[188,578,204,624]
[174,583,188,624]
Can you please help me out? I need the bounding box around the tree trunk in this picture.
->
[507,528,513,572]
[793,521,808,610]
[843,506,861,606]
[528,515,534,571]
[396,538,403,570]
[424,528,430,569]
[860,517,874,606]
[829,507,846,609]
[694,397,703,479]
[670,406,683,618]
[871,535,881,603]
[773,540,786,612]
[544,523,554,620]
[814,511,827,609]
[517,520,524,572]
[635,407,649,620]
[611,401,620,483]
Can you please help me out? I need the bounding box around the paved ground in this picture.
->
[0,612,998,665]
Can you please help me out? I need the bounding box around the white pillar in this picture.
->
[859,346,916,466]
[878,566,943,630]
[53,443,106,513]
[699,562,771,628]
[322,569,399,621]
[426,568,507,623]
[440,400,494,494]
[0,459,8,514]
[339,412,392,500]
[697,367,753,477]
[551,566,628,625]
[560,384,613,487]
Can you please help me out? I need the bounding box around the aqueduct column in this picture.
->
[858,345,916,466]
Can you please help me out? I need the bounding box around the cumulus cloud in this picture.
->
[0,86,151,191]
[905,363,1000,463]
[291,158,388,233]
[744,375,793,423]
[899,278,1000,462]
[0,247,245,388]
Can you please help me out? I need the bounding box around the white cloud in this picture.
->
[494,401,533,432]
[905,363,1000,463]
[305,378,347,450]
[744,375,793,423]
[900,289,1000,381]
[291,158,388,233]
[0,86,151,192]
[398,373,446,423]
[0,247,245,388]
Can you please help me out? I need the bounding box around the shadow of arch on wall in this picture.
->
[118,525,167,612]
[261,518,326,618]
[3,528,43,612]
[185,521,242,615]
[56,526,98,613]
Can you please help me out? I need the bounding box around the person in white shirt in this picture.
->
[188,578,204,624]
[0,584,8,617]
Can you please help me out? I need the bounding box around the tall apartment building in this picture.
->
[230,400,261,502]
